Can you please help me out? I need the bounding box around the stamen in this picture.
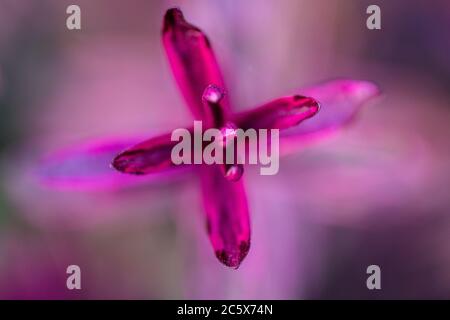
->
[202,85,244,182]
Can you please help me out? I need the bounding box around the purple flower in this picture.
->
[39,8,379,268]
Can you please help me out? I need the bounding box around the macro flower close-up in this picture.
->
[39,8,379,269]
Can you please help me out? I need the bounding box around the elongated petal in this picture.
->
[112,132,184,175]
[38,137,172,190]
[234,95,320,130]
[162,8,229,120]
[200,165,250,268]
[281,79,380,140]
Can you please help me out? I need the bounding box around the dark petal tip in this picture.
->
[111,152,140,174]
[110,154,128,172]
[215,241,250,269]
[163,7,185,32]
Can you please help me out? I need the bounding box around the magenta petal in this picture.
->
[112,132,183,175]
[281,79,380,139]
[200,165,251,269]
[162,8,229,120]
[234,95,320,130]
[38,138,160,190]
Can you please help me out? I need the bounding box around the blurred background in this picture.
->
[0,0,449,299]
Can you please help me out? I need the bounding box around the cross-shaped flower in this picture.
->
[40,8,380,268]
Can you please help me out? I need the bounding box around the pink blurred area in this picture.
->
[0,0,450,298]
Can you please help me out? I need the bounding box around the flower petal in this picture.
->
[38,137,178,190]
[281,79,380,141]
[162,8,229,120]
[112,132,185,175]
[234,95,320,130]
[200,165,251,269]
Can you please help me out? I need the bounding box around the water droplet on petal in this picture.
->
[202,84,224,104]
[224,164,244,182]
[218,122,237,148]
[220,122,237,138]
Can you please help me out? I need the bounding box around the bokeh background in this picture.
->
[0,0,450,299]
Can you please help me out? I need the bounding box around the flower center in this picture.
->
[202,85,243,182]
